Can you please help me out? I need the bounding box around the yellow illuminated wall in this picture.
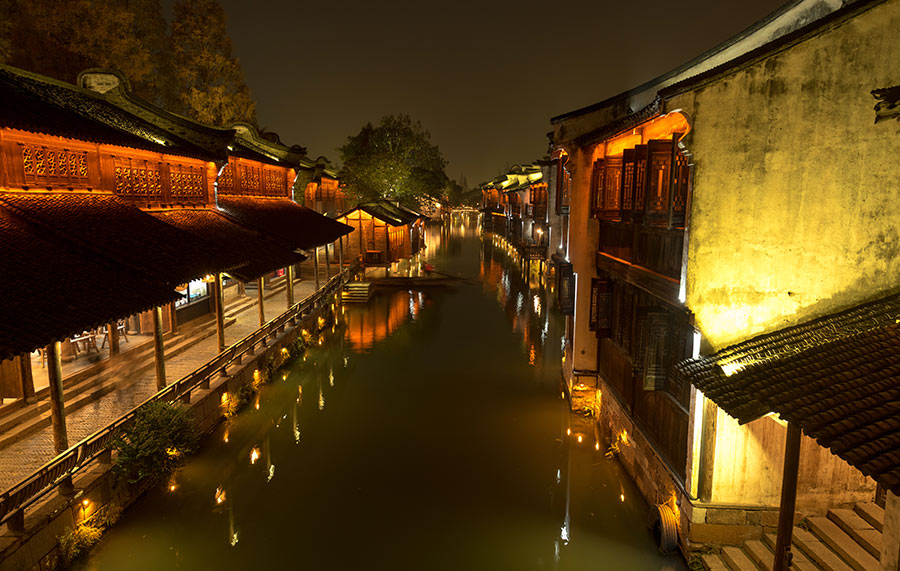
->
[670,0,900,350]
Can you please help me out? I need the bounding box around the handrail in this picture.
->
[0,262,359,525]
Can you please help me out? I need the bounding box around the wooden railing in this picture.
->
[0,263,359,528]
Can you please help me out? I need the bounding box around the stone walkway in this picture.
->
[0,261,339,491]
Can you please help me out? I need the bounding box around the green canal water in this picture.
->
[75,213,686,571]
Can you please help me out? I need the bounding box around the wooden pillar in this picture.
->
[286,266,295,307]
[339,236,345,269]
[697,396,718,502]
[169,302,179,335]
[324,243,332,279]
[314,248,321,290]
[257,277,265,327]
[18,355,35,404]
[152,307,166,390]
[214,273,225,352]
[107,322,119,356]
[773,422,802,571]
[882,491,900,571]
[46,342,68,453]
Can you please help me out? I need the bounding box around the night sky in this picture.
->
[220,0,788,185]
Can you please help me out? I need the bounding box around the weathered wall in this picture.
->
[672,0,900,350]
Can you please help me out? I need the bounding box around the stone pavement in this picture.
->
[0,260,338,491]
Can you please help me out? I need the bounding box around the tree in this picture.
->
[339,115,448,209]
[169,0,256,127]
[0,0,159,88]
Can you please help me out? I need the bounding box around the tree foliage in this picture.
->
[339,115,448,209]
[0,0,256,125]
[113,401,199,485]
[0,0,158,88]
[170,0,256,126]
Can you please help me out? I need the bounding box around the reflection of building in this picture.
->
[552,0,900,562]
[336,201,425,266]
[343,289,424,352]
[479,161,570,291]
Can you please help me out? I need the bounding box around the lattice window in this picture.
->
[170,164,205,201]
[113,159,163,200]
[239,164,261,193]
[263,168,287,197]
[21,144,90,188]
[218,164,234,193]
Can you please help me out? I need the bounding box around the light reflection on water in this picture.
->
[75,212,685,571]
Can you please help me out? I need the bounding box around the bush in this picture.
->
[113,401,200,485]
[59,523,102,564]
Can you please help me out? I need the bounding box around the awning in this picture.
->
[216,196,353,250]
[0,192,237,287]
[675,292,900,493]
[0,204,179,359]
[148,208,307,282]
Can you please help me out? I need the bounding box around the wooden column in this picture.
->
[882,491,900,571]
[324,243,332,279]
[169,302,179,335]
[257,277,265,326]
[152,307,166,390]
[286,266,295,307]
[214,273,225,352]
[314,248,321,290]
[18,354,36,404]
[697,396,718,502]
[46,342,68,453]
[339,236,345,269]
[773,422,802,571]
[107,322,119,356]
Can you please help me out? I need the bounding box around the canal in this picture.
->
[75,212,686,571]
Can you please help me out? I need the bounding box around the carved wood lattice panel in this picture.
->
[170,165,204,200]
[22,145,89,188]
[113,159,163,200]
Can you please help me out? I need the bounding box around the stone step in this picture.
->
[701,553,730,571]
[792,527,854,571]
[854,503,884,533]
[828,509,881,559]
[722,546,759,570]
[761,532,823,571]
[744,539,773,571]
[807,517,879,571]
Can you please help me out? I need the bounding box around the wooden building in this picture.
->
[551,0,900,563]
[336,201,425,266]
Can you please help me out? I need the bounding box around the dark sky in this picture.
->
[219,0,788,185]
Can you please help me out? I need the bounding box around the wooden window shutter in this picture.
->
[632,144,648,223]
[668,138,690,229]
[603,155,623,219]
[646,140,674,226]
[557,262,575,315]
[642,311,670,391]
[621,149,636,217]
[590,159,604,218]
[589,278,612,337]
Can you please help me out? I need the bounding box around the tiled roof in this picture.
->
[0,192,232,287]
[0,65,225,161]
[0,204,178,359]
[216,196,353,250]
[675,292,900,493]
[148,208,307,282]
[339,201,421,226]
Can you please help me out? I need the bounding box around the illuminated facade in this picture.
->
[335,201,424,266]
[552,0,900,558]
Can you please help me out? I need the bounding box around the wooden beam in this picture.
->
[314,247,321,290]
[339,235,344,268]
[214,273,225,351]
[324,242,331,279]
[107,322,119,356]
[698,396,718,502]
[46,342,68,453]
[286,265,294,307]
[152,306,166,390]
[257,277,265,327]
[773,422,802,571]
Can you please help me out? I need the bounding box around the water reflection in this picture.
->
[76,212,684,571]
